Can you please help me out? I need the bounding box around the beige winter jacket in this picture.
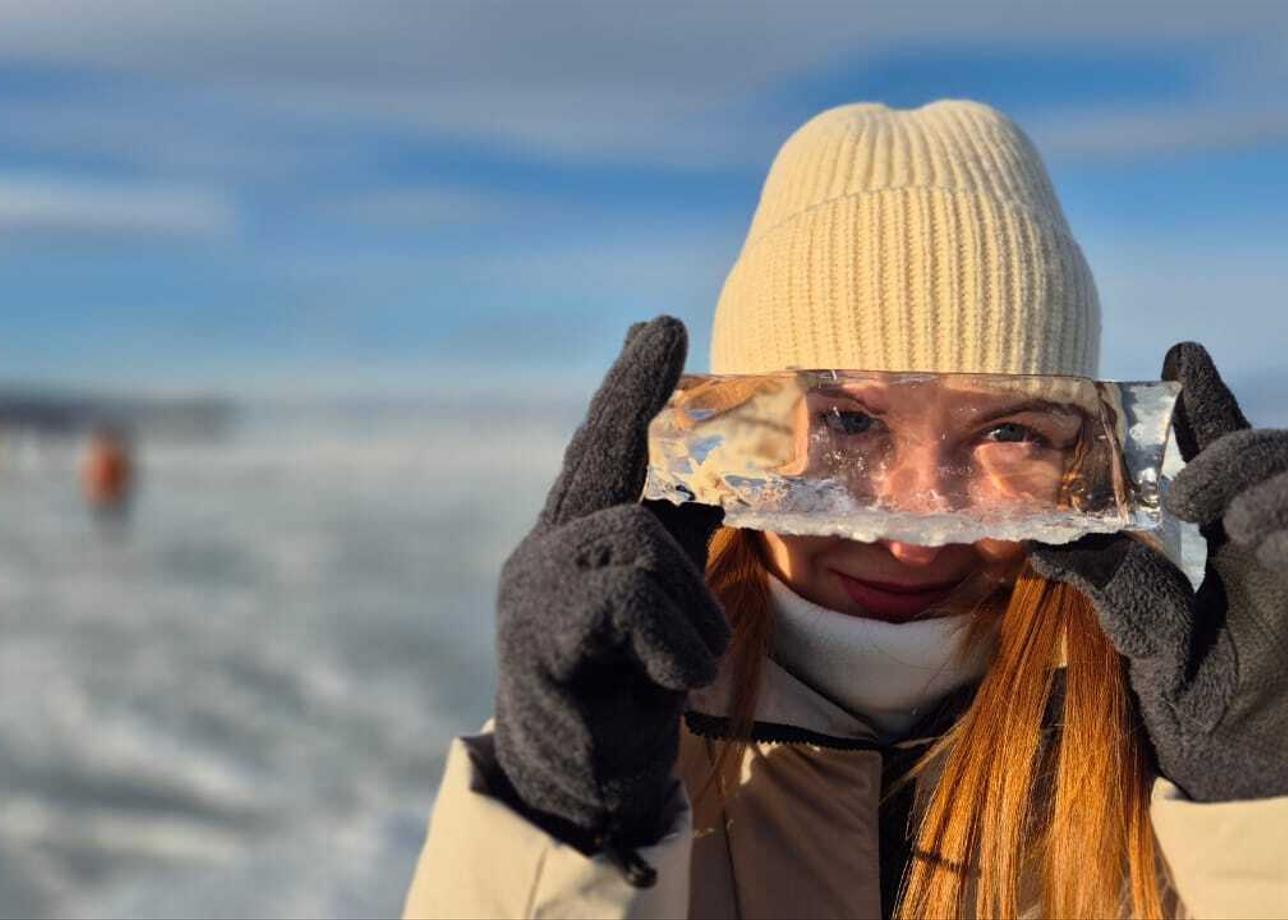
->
[403,656,1288,919]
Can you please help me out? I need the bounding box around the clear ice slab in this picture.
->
[643,370,1181,547]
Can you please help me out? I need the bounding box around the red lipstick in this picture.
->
[831,570,962,622]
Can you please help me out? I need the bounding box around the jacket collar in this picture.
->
[686,650,980,750]
[686,649,1073,759]
[687,654,884,745]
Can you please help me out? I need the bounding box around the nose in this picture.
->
[881,540,943,566]
[876,439,954,513]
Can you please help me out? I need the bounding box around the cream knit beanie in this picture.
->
[710,100,1100,376]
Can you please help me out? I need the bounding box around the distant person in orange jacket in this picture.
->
[82,425,134,518]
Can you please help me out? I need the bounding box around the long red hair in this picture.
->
[702,526,1165,919]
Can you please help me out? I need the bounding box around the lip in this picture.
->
[830,569,963,621]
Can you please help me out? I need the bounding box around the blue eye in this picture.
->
[984,422,1041,444]
[821,407,876,435]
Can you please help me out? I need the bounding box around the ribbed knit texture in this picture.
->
[711,100,1101,376]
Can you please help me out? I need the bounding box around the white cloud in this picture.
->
[0,98,336,182]
[0,176,235,237]
[1031,105,1288,159]
[1,1,1283,85]
[1,2,1287,171]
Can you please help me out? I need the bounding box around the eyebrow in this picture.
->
[971,399,1086,426]
[811,385,887,411]
[809,385,1091,431]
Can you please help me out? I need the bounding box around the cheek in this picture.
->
[760,532,835,580]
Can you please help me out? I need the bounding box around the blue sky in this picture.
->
[0,2,1285,416]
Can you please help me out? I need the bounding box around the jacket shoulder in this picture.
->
[402,728,693,919]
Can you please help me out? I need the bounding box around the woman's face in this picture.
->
[756,375,1084,620]
[795,377,1086,514]
[761,531,1024,622]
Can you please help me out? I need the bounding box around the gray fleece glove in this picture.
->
[1030,342,1288,802]
[493,316,730,876]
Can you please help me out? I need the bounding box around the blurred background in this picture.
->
[0,2,1285,916]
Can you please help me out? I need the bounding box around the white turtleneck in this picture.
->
[767,574,995,737]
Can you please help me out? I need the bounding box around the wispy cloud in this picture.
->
[1,2,1286,171]
[0,176,235,237]
[1032,105,1288,159]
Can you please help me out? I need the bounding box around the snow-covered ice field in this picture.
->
[0,401,570,918]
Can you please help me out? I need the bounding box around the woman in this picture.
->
[403,101,1288,918]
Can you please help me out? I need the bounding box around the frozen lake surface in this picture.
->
[0,402,571,918]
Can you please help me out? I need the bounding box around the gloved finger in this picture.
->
[525,562,642,681]
[1226,468,1288,552]
[617,507,731,657]
[617,573,722,691]
[542,503,731,658]
[623,319,650,348]
[1028,534,1194,666]
[1025,533,1135,593]
[497,563,601,684]
[1162,342,1250,462]
[1165,429,1288,526]
[643,559,731,662]
[1255,530,1288,571]
[539,316,689,529]
[500,517,654,680]
[520,543,721,688]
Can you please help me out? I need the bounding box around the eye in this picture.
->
[982,422,1046,445]
[820,407,877,436]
